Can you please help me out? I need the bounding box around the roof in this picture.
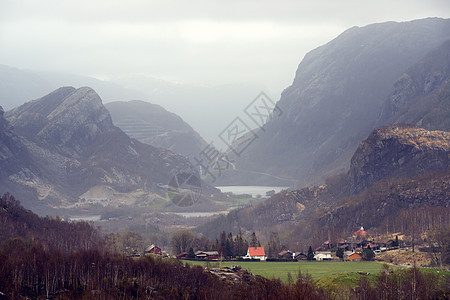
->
[196,251,219,256]
[248,247,265,257]
[348,252,362,260]
[145,244,160,252]
[353,229,367,237]
[278,250,292,256]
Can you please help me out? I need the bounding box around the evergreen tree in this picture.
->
[250,232,259,247]
[336,247,344,260]
[362,248,375,261]
[307,246,314,261]
[188,247,195,259]
[234,229,247,256]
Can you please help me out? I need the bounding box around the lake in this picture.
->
[215,186,289,197]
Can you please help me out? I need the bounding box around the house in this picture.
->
[294,252,308,261]
[145,244,162,255]
[314,251,332,261]
[243,247,266,261]
[347,252,362,261]
[353,226,368,239]
[195,251,219,260]
[176,252,189,259]
[278,250,294,259]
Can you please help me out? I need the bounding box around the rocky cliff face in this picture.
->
[106,100,208,160]
[3,87,194,211]
[348,126,450,194]
[222,18,450,187]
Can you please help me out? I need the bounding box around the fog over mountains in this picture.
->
[217,18,450,187]
[1,18,449,215]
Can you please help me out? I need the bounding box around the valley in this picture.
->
[0,15,449,299]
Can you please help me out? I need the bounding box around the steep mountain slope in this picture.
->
[221,18,450,186]
[106,100,208,160]
[197,126,450,244]
[3,87,193,210]
[0,106,44,209]
[378,39,450,131]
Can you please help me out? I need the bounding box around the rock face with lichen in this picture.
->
[348,126,450,194]
[2,87,194,211]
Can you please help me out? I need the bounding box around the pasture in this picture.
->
[185,260,396,283]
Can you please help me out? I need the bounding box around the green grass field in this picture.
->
[186,260,396,283]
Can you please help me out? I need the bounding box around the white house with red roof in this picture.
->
[243,247,267,261]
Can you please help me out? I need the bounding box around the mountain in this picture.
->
[197,126,450,245]
[105,100,208,160]
[3,87,194,212]
[219,18,450,186]
[377,39,450,131]
[0,65,145,111]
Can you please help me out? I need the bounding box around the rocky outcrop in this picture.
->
[106,100,208,160]
[221,18,450,186]
[3,87,194,211]
[348,126,449,194]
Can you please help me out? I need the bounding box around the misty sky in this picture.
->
[1,0,449,97]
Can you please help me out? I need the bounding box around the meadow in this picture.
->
[186,260,396,283]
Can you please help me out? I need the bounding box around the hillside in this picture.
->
[216,18,450,186]
[3,87,195,212]
[106,100,208,160]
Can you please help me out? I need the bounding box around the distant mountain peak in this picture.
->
[6,87,114,156]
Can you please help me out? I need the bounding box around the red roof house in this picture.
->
[353,226,368,238]
[347,252,362,261]
[243,247,266,261]
[145,244,162,255]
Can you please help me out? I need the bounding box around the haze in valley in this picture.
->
[1,0,449,147]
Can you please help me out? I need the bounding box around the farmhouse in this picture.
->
[145,244,162,255]
[243,247,267,261]
[195,251,219,260]
[347,252,362,261]
[278,250,294,259]
[314,251,332,261]
[176,252,189,259]
[294,252,307,261]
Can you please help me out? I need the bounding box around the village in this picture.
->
[140,226,425,265]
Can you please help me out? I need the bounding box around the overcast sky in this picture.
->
[1,0,449,97]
